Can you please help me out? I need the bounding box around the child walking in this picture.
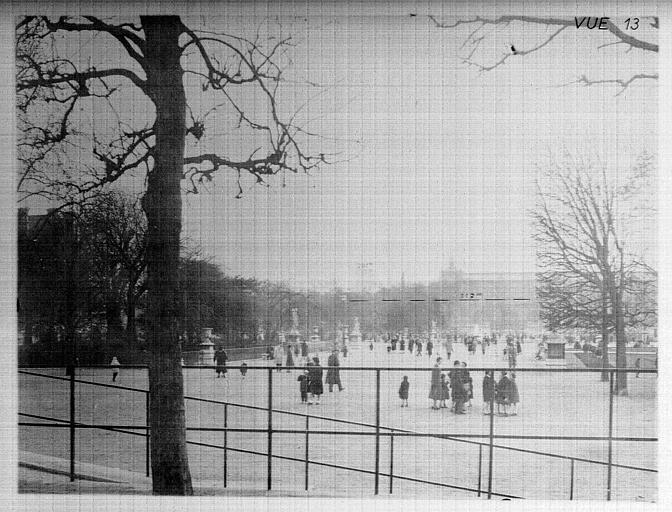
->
[509,372,520,415]
[298,370,309,403]
[110,356,120,382]
[439,374,450,408]
[399,376,410,407]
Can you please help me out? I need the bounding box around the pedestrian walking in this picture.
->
[516,340,522,354]
[444,337,453,360]
[399,376,410,407]
[496,371,512,416]
[110,356,120,382]
[408,338,414,354]
[298,370,309,403]
[307,357,324,405]
[342,344,348,358]
[427,339,433,357]
[482,370,495,415]
[391,337,397,351]
[509,372,520,415]
[301,340,308,358]
[400,338,405,351]
[369,341,374,351]
[439,374,450,408]
[240,362,248,378]
[462,361,473,408]
[635,357,641,377]
[326,350,344,392]
[449,361,466,414]
[428,357,443,409]
[214,347,228,378]
[286,344,295,372]
[416,339,423,356]
[274,344,284,372]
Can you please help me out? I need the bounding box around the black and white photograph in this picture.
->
[11,1,663,507]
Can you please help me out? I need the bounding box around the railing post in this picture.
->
[569,458,575,500]
[145,391,150,477]
[607,369,614,501]
[69,365,75,482]
[304,415,309,491]
[374,369,381,495]
[267,367,273,491]
[389,434,394,494]
[487,371,495,499]
[224,403,228,488]
[477,444,483,497]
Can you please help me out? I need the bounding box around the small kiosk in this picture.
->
[545,334,566,366]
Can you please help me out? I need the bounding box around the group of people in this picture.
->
[383,334,436,357]
[297,349,345,404]
[426,358,474,413]
[399,357,520,416]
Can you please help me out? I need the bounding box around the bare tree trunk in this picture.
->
[613,298,628,395]
[125,289,137,346]
[601,291,609,382]
[141,16,193,495]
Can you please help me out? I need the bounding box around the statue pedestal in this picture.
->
[198,341,215,365]
[199,327,215,365]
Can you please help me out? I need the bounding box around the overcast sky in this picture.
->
[24,13,657,292]
[175,15,656,291]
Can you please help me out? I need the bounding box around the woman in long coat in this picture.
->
[326,350,343,392]
[496,371,512,416]
[482,371,495,415]
[308,357,324,404]
[428,358,443,409]
[286,344,295,371]
[508,372,520,415]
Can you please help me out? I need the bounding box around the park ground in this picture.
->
[18,340,656,500]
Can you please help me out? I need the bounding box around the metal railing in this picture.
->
[18,365,657,499]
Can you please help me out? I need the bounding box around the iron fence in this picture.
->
[18,365,657,499]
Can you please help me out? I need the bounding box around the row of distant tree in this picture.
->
[22,191,504,364]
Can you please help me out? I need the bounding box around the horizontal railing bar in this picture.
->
[183,438,520,498]
[19,405,658,475]
[19,370,148,393]
[19,365,658,373]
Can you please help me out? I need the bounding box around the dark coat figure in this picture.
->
[463,368,473,399]
[449,366,466,413]
[240,362,248,378]
[408,338,414,353]
[214,349,228,377]
[301,341,308,357]
[391,338,397,351]
[440,375,450,401]
[516,340,522,354]
[482,372,495,403]
[286,345,295,368]
[509,375,519,404]
[427,340,433,356]
[308,359,324,396]
[416,340,423,356]
[298,373,309,402]
[399,376,410,407]
[326,352,343,391]
[294,344,300,356]
[399,377,410,400]
[342,345,348,358]
[428,365,442,401]
[496,374,512,405]
[400,339,405,351]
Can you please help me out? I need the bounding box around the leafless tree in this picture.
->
[532,152,655,394]
[430,15,657,94]
[17,16,328,494]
